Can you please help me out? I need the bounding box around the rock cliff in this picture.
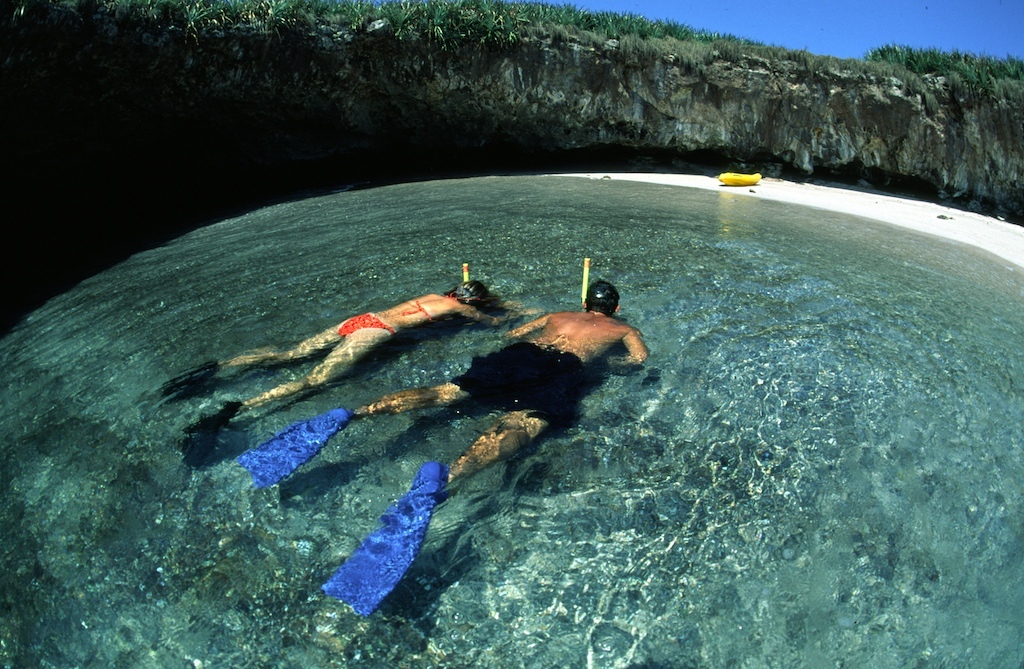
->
[2,5,1022,327]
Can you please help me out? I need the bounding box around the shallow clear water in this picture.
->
[2,175,1024,668]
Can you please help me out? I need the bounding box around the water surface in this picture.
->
[2,176,1023,667]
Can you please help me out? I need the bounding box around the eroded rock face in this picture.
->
[3,8,1022,215]
[4,7,1023,328]
[330,37,1023,214]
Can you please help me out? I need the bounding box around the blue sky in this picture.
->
[566,0,1024,60]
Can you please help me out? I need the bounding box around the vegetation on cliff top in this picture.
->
[12,0,1024,101]
[865,44,1024,101]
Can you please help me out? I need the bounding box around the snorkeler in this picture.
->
[356,280,649,481]
[319,280,648,614]
[236,280,648,487]
[230,280,503,410]
[175,281,504,465]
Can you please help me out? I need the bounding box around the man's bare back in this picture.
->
[509,310,648,364]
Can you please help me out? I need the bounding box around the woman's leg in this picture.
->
[222,325,342,368]
[241,328,392,409]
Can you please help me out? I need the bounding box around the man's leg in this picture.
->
[448,411,549,482]
[242,328,392,410]
[356,382,469,416]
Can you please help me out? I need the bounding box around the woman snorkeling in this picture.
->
[168,280,505,466]
[228,280,502,409]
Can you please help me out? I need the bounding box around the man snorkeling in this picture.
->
[175,281,504,465]
[318,280,649,615]
[356,280,648,481]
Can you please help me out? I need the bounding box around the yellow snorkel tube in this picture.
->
[462,263,470,282]
[581,257,591,308]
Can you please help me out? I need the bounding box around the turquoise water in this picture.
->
[2,175,1023,667]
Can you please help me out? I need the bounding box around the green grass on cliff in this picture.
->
[13,0,1024,102]
[867,44,1024,100]
[14,0,754,46]
[325,0,758,48]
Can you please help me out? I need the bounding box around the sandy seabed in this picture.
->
[557,172,1024,271]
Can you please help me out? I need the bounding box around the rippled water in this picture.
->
[2,175,1023,668]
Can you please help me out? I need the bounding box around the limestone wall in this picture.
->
[5,9,1021,214]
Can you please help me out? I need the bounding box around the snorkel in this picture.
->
[581,257,591,308]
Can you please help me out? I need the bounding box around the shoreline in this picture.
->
[555,172,1024,271]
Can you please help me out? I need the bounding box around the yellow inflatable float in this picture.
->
[718,172,762,186]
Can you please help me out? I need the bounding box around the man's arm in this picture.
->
[507,314,549,339]
[494,300,544,320]
[621,329,649,365]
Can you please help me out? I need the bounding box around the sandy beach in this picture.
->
[557,172,1024,271]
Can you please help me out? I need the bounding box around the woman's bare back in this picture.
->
[376,294,498,330]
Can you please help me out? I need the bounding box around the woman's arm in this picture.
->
[453,302,502,326]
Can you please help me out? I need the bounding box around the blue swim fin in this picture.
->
[236,407,354,487]
[322,461,449,616]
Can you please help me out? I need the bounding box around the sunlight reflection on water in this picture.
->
[1,175,1023,668]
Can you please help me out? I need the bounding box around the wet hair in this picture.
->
[447,280,492,304]
[585,280,619,315]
